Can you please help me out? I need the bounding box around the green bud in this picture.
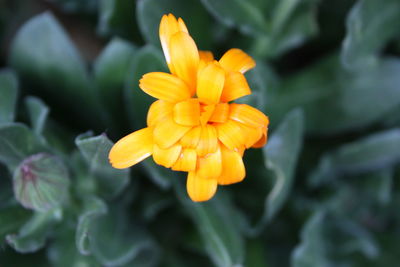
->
[13,153,70,212]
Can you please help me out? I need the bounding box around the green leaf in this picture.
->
[200,0,267,36]
[13,153,70,212]
[341,0,400,69]
[93,38,136,130]
[174,180,244,267]
[261,109,304,224]
[124,45,167,129]
[97,0,136,39]
[75,196,107,255]
[137,0,213,49]
[0,205,31,242]
[6,209,61,253]
[9,12,100,126]
[310,128,400,187]
[271,56,400,134]
[75,133,130,199]
[0,69,18,124]
[25,96,49,136]
[89,206,159,266]
[0,123,44,170]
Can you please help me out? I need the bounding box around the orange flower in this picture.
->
[109,14,269,202]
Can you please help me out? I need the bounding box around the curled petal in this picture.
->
[229,103,269,128]
[153,143,182,168]
[197,147,222,180]
[173,99,200,126]
[219,48,256,73]
[216,120,246,150]
[169,32,199,92]
[199,104,215,125]
[109,127,153,169]
[186,172,217,202]
[197,62,225,104]
[220,72,251,102]
[172,148,197,172]
[218,145,245,185]
[196,124,218,157]
[199,50,214,62]
[180,126,201,148]
[153,117,191,149]
[209,103,229,123]
[252,128,268,148]
[159,14,188,70]
[139,72,191,102]
[147,100,174,126]
[238,123,263,148]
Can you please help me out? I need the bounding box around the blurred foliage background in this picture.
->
[1,0,400,266]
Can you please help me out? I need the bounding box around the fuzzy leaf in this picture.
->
[6,209,61,253]
[89,206,159,266]
[310,128,400,186]
[341,0,400,69]
[75,133,130,199]
[25,96,49,136]
[0,123,43,170]
[0,69,18,124]
[76,196,107,255]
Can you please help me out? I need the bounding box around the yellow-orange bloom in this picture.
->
[109,14,269,202]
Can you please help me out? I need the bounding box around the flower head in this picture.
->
[109,14,269,202]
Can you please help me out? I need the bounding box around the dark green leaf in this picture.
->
[310,128,400,186]
[0,205,31,242]
[0,123,44,170]
[271,56,400,134]
[89,206,159,266]
[9,12,100,127]
[341,0,400,69]
[200,0,267,36]
[75,133,130,199]
[137,0,212,49]
[6,209,61,253]
[75,196,107,255]
[124,45,167,129]
[261,109,304,224]
[0,69,18,124]
[25,96,49,136]
[141,159,171,189]
[13,153,70,212]
[174,179,244,267]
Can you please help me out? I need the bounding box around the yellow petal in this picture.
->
[196,62,225,104]
[139,72,191,102]
[172,148,197,171]
[180,126,201,148]
[173,99,200,126]
[196,124,218,157]
[153,117,191,149]
[186,172,217,202]
[159,14,188,71]
[252,128,268,148]
[153,143,182,168]
[197,147,222,180]
[109,127,153,169]
[217,145,245,185]
[147,100,174,127]
[238,123,263,148]
[209,103,229,123]
[219,48,256,73]
[216,120,246,150]
[220,72,251,102]
[229,103,269,128]
[199,104,215,125]
[169,31,199,92]
[199,50,214,62]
